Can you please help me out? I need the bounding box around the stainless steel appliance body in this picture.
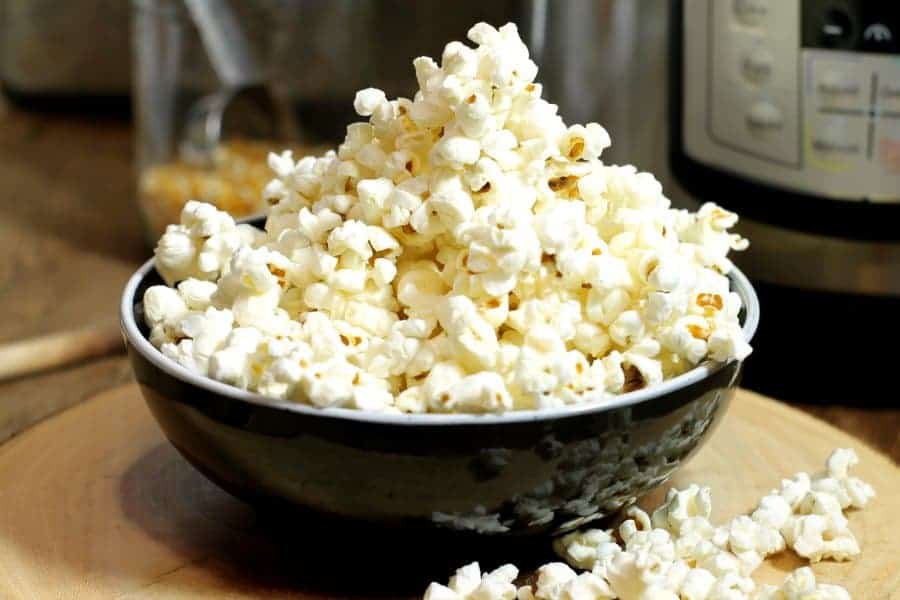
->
[669,0,900,403]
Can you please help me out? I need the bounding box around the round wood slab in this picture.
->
[0,385,896,599]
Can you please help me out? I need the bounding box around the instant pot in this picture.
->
[669,0,900,404]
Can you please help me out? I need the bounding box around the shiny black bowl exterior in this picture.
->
[122,259,757,536]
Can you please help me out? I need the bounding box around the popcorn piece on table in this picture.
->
[423,562,519,600]
[754,567,850,600]
[454,449,869,600]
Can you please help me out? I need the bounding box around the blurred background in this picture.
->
[0,0,896,454]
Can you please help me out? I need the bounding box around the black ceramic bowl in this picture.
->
[121,258,758,537]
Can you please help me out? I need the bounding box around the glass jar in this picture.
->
[131,0,308,243]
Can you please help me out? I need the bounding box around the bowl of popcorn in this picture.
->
[121,22,758,535]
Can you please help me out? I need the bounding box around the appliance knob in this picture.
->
[746,101,784,132]
[742,47,774,85]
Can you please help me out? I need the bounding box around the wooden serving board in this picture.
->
[0,385,896,599]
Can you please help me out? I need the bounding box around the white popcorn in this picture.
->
[423,562,518,600]
[442,372,512,413]
[177,278,219,310]
[680,568,716,600]
[706,571,755,599]
[426,449,874,600]
[779,472,812,510]
[432,136,482,169]
[146,21,751,412]
[209,346,251,387]
[154,201,244,285]
[143,285,189,328]
[707,326,753,363]
[751,493,792,530]
[438,295,499,371]
[353,87,388,117]
[784,513,860,563]
[524,563,615,600]
[553,529,621,571]
[161,339,204,373]
[812,448,875,510]
[811,475,875,511]
[755,567,850,600]
[651,485,713,536]
[559,123,611,161]
[184,305,234,342]
[372,258,397,286]
[725,515,785,574]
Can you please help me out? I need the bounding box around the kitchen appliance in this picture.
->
[669,0,900,404]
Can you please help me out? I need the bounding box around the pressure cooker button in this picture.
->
[862,22,896,53]
[812,118,863,156]
[733,0,768,26]
[746,101,784,132]
[880,83,900,113]
[741,47,774,84]
[819,9,854,48]
[817,69,861,98]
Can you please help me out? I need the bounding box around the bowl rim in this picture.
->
[121,256,759,426]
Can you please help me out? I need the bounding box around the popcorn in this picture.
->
[783,511,860,563]
[724,515,785,574]
[353,87,388,117]
[145,21,751,412]
[651,485,713,536]
[812,448,875,510]
[755,567,851,600]
[751,493,793,531]
[143,285,189,328]
[177,278,218,310]
[559,124,611,161]
[442,372,512,413]
[519,563,615,600]
[423,562,518,600]
[425,449,871,600]
[438,295,499,372]
[553,529,621,571]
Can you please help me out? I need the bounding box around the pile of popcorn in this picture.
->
[143,22,751,413]
[424,448,875,599]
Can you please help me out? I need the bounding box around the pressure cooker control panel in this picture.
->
[682,0,900,202]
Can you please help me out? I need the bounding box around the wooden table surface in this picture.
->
[0,100,898,463]
[0,385,896,599]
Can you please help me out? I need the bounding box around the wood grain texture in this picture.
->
[0,385,895,599]
[0,105,144,441]
[0,322,123,382]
